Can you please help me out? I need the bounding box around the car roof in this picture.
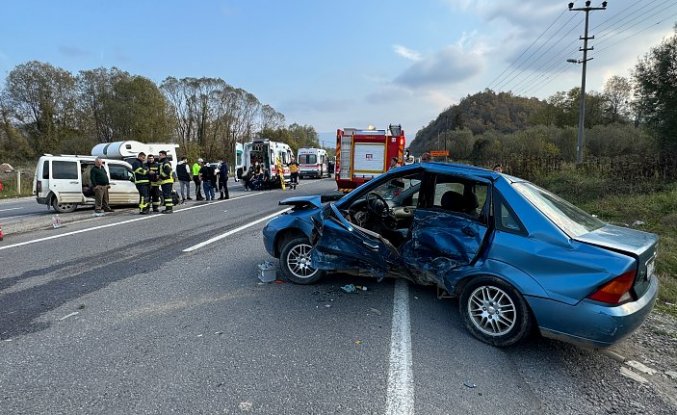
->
[396,161,500,181]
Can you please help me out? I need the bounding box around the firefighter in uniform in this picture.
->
[131,152,151,214]
[158,150,174,214]
[147,154,162,213]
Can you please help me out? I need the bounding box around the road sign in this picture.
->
[430,150,449,157]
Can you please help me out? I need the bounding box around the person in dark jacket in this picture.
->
[218,158,229,200]
[131,152,150,214]
[176,156,192,203]
[199,162,216,201]
[91,157,113,214]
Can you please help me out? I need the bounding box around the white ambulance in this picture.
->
[297,148,329,179]
[243,139,294,180]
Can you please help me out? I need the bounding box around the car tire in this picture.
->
[279,236,324,285]
[51,196,77,213]
[459,276,532,347]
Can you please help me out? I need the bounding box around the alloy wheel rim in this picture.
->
[286,243,317,279]
[467,285,516,336]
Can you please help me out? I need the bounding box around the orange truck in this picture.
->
[335,124,406,192]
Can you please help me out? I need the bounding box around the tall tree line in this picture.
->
[0,61,305,163]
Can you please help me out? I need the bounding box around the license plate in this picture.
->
[646,258,656,281]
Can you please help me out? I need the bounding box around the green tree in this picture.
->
[110,75,171,142]
[4,61,77,154]
[634,27,677,153]
[602,75,632,124]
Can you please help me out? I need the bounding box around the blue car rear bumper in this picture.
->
[528,276,658,348]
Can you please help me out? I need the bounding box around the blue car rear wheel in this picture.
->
[460,276,532,347]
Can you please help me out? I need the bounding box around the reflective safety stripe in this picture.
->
[164,200,174,207]
[135,179,150,184]
[160,178,174,184]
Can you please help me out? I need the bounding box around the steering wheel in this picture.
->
[365,192,390,219]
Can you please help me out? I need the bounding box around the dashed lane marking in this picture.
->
[182,207,292,252]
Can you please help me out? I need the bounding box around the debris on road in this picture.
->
[341,284,357,294]
[238,401,253,412]
[665,370,677,380]
[354,340,363,345]
[51,214,63,229]
[620,366,649,384]
[59,311,79,321]
[257,261,276,283]
[624,360,657,376]
[463,382,477,388]
[368,307,382,316]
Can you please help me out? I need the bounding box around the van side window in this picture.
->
[108,164,129,181]
[52,161,78,180]
[42,161,49,179]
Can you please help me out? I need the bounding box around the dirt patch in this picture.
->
[609,310,677,408]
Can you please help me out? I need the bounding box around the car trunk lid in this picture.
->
[575,224,658,297]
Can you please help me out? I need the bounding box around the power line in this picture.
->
[495,14,579,91]
[487,9,568,90]
[595,0,675,41]
[489,11,572,89]
[592,0,660,32]
[594,8,677,58]
[505,23,583,93]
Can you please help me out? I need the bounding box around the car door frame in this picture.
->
[107,162,138,205]
[401,170,494,285]
[49,159,84,203]
[312,167,426,278]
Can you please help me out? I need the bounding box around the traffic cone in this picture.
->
[0,223,4,241]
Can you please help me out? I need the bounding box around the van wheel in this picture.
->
[51,197,77,213]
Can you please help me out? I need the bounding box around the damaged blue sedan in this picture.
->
[262,163,659,348]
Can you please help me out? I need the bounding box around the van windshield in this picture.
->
[299,154,317,164]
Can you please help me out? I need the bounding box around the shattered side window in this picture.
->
[370,173,422,207]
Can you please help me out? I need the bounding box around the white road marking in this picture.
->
[386,279,414,415]
[0,190,284,252]
[59,311,79,321]
[182,207,292,252]
[0,207,22,212]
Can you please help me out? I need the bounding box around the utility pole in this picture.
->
[568,1,606,164]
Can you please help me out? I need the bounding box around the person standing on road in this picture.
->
[199,162,216,201]
[289,157,299,189]
[176,156,192,203]
[158,151,174,214]
[218,158,230,200]
[91,157,113,215]
[147,154,161,213]
[192,158,204,201]
[132,152,150,214]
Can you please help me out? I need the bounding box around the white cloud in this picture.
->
[393,45,422,61]
[394,44,484,89]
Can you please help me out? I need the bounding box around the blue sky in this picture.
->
[1,0,676,145]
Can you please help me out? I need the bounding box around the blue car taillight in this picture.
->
[588,269,636,305]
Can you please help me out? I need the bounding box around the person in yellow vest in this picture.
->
[289,157,299,190]
[276,157,286,191]
[158,150,175,214]
[146,154,162,213]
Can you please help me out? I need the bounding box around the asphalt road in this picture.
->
[0,178,674,414]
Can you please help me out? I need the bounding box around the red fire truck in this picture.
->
[335,124,406,192]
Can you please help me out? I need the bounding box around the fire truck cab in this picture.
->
[335,124,405,192]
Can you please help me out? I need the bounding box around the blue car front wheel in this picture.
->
[460,276,532,347]
[279,236,324,285]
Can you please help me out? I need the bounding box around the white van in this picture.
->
[297,148,329,179]
[33,155,139,213]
